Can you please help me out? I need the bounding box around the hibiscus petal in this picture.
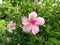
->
[32,25,39,35]
[35,17,45,25]
[23,25,31,33]
[12,26,16,30]
[22,17,29,25]
[29,12,37,20]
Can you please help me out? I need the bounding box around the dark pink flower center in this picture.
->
[10,25,13,28]
[30,20,36,25]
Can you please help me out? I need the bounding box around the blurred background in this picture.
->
[0,0,60,45]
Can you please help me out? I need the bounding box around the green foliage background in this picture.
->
[0,0,60,45]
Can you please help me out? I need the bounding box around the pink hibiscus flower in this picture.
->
[22,12,45,35]
[7,21,16,32]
